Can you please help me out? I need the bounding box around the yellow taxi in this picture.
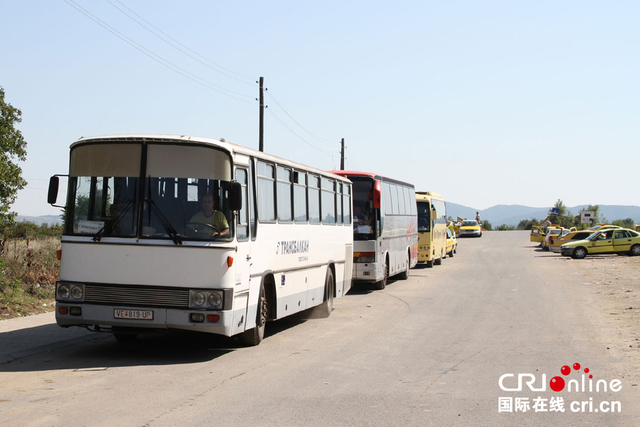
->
[549,230,593,253]
[446,227,457,257]
[541,226,568,251]
[560,228,640,259]
[458,220,482,237]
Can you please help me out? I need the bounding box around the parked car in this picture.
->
[458,220,482,237]
[446,227,457,257]
[549,230,593,253]
[560,228,640,259]
[541,226,570,251]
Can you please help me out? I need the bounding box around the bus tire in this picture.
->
[434,253,442,265]
[399,251,410,280]
[426,260,434,268]
[374,259,388,290]
[313,268,334,318]
[241,282,267,346]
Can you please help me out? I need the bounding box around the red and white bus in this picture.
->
[330,171,418,289]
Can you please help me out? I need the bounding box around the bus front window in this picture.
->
[66,143,141,237]
[417,202,431,232]
[351,178,376,240]
[144,144,233,241]
[64,141,234,242]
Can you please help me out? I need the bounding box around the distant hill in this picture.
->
[446,203,640,227]
[15,204,640,228]
[15,215,63,226]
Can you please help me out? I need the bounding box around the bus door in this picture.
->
[232,167,252,335]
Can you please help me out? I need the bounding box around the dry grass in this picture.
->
[0,236,60,319]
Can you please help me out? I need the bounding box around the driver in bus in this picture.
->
[189,193,229,237]
[354,203,372,234]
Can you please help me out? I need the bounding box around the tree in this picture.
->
[612,218,635,229]
[550,199,574,229]
[0,87,27,224]
[575,204,602,229]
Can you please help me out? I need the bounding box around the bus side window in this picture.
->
[293,171,307,222]
[236,169,249,241]
[308,176,320,224]
[277,167,292,222]
[343,184,351,225]
[257,162,276,222]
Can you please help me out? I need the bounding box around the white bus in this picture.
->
[416,191,447,267]
[48,134,353,345]
[329,171,418,289]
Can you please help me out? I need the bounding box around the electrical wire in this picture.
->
[265,90,336,147]
[266,108,335,156]
[107,0,255,86]
[64,0,255,103]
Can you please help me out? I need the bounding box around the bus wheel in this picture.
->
[241,283,267,346]
[399,251,410,280]
[313,268,334,318]
[426,260,434,268]
[374,260,388,290]
[434,253,442,265]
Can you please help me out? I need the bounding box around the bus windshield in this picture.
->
[65,142,234,242]
[351,178,376,240]
[417,201,431,232]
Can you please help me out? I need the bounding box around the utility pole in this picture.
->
[340,138,345,170]
[259,76,264,152]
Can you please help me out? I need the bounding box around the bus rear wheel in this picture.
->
[241,283,267,346]
[313,268,334,318]
[399,251,410,280]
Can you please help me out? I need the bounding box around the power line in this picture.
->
[64,0,255,103]
[265,90,335,147]
[107,0,255,86]
[266,108,335,156]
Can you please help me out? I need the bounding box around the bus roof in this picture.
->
[329,170,414,188]
[416,191,444,200]
[70,134,352,183]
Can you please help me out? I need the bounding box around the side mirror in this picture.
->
[229,181,243,211]
[48,176,59,205]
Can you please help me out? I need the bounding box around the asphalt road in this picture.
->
[1,231,638,426]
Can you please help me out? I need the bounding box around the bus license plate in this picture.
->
[114,309,154,320]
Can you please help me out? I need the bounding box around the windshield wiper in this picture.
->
[146,199,183,245]
[93,200,134,242]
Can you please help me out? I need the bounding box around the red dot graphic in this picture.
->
[561,365,571,376]
[573,363,581,370]
[584,368,590,373]
[550,376,565,392]
[589,375,593,379]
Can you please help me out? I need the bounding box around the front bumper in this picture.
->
[55,303,238,336]
[459,229,482,237]
[560,246,574,256]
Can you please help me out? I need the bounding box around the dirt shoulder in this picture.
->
[548,249,640,387]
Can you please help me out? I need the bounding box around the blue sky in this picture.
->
[2,0,639,216]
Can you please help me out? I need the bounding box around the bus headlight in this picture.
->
[57,284,70,299]
[192,292,206,306]
[189,290,224,309]
[56,282,84,302]
[70,285,83,300]
[208,292,223,309]
[354,252,375,263]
